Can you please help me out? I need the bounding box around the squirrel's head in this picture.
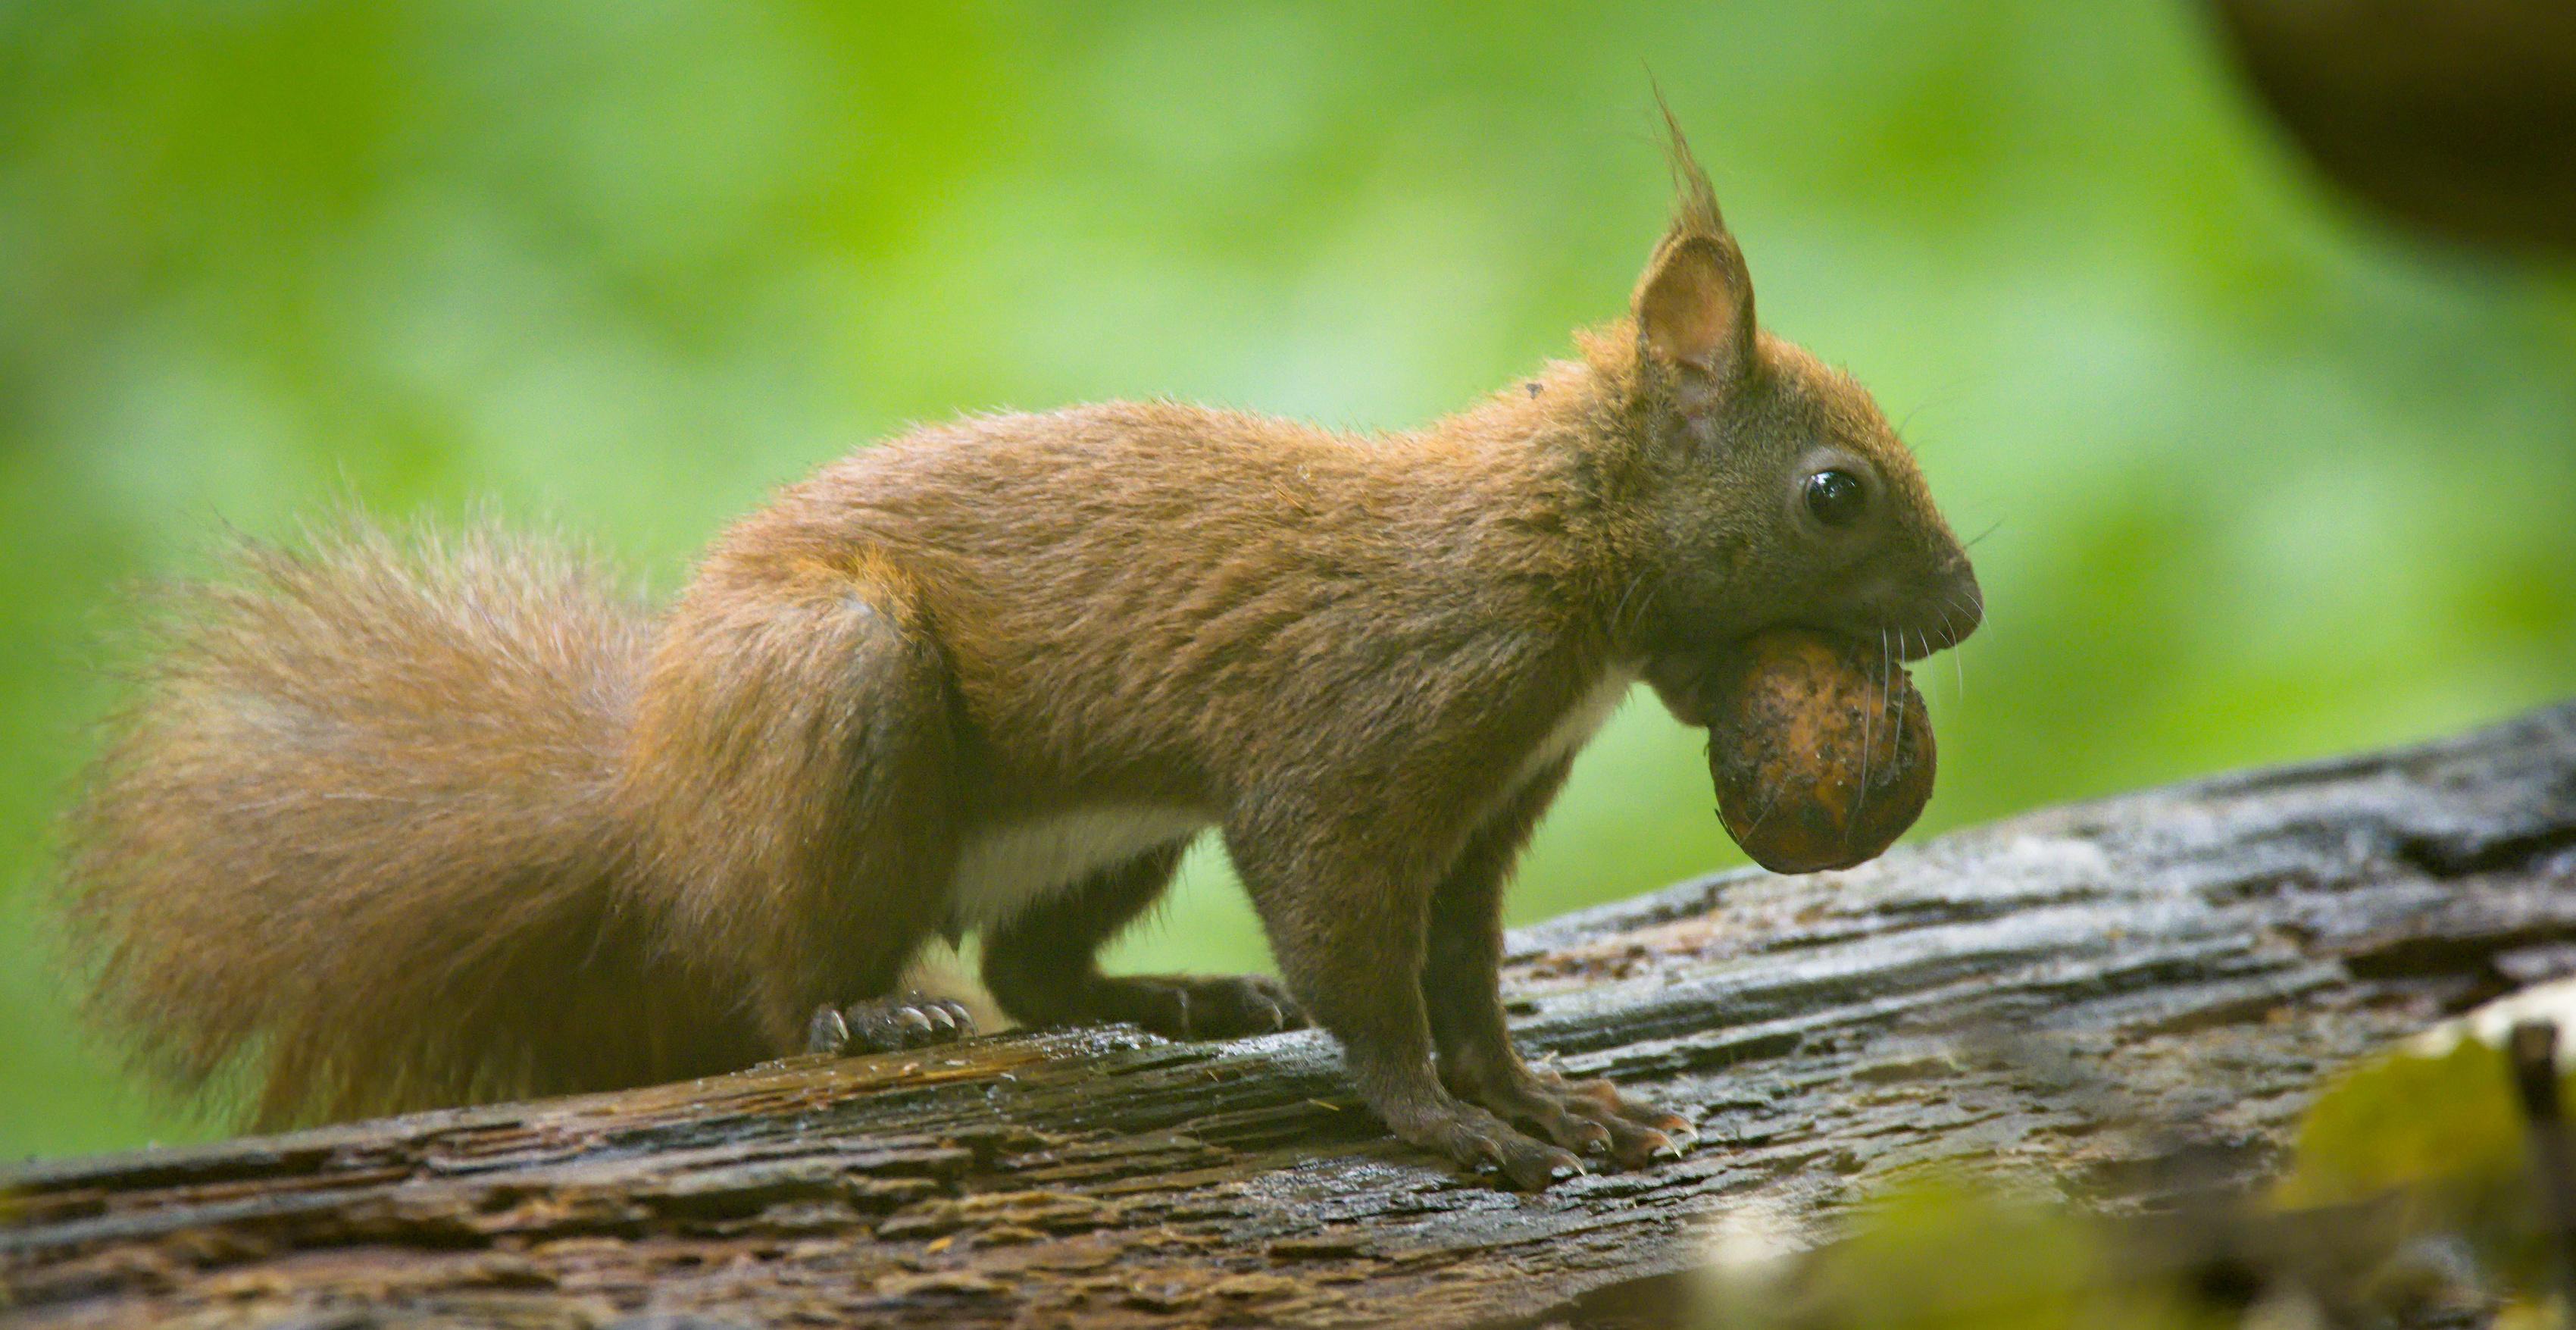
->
[1595,116,1981,669]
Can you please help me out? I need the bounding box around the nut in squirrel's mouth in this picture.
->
[1882,627,1946,666]
[1696,627,1938,874]
[1838,614,1975,665]
[1755,623,1943,668]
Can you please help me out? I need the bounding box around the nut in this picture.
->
[1677,629,1935,873]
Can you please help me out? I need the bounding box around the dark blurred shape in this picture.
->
[2208,0,2576,255]
[2507,1020,2576,1304]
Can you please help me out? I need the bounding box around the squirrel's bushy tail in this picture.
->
[60,519,725,1129]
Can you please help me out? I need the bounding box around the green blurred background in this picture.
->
[2,1,2570,1162]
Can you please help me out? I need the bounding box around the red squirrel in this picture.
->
[61,117,1980,1189]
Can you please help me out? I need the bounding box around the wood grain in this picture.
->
[8,702,2574,1328]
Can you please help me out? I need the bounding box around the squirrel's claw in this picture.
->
[807,993,977,1056]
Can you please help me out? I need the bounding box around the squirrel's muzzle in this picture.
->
[1882,559,1981,660]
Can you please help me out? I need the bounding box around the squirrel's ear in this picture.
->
[1634,233,1753,383]
[1633,105,1755,392]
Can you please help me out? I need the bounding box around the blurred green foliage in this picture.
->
[1684,1027,2576,1329]
[2,1,2570,1161]
[1699,1177,2224,1330]
[2274,1035,2546,1292]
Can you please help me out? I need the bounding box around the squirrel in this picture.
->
[58,115,1980,1190]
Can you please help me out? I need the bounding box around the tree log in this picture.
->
[7,703,2576,1328]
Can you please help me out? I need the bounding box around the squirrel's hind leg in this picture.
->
[632,558,968,1063]
[981,843,1306,1041]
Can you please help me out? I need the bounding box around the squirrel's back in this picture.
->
[57,400,1617,1130]
[59,520,756,1128]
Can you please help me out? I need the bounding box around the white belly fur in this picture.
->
[1506,665,1638,796]
[949,806,1208,930]
[947,669,1633,931]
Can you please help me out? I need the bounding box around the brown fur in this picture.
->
[59,119,1979,1181]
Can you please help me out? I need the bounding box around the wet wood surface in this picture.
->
[7,702,2575,1328]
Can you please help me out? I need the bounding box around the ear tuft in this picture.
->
[1635,92,1756,390]
[1657,95,1725,239]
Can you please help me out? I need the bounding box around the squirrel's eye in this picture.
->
[1803,469,1865,527]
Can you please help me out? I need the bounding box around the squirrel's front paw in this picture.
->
[1388,1098,1586,1191]
[1455,1067,1696,1169]
[805,993,976,1055]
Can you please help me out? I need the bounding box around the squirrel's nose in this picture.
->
[1896,565,1981,659]
[1927,567,1983,654]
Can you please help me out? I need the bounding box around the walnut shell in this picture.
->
[1690,629,1936,874]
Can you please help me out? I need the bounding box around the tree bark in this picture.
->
[8,703,2576,1329]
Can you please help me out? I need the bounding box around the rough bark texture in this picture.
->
[7,702,2576,1329]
